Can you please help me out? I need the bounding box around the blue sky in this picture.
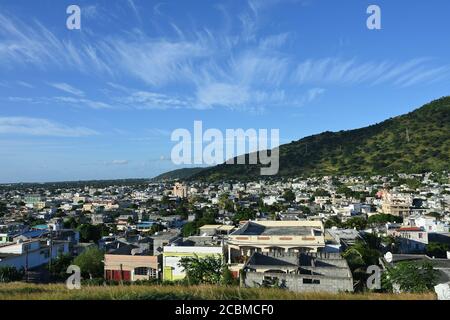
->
[1,0,450,183]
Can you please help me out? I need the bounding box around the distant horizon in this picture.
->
[1,92,447,185]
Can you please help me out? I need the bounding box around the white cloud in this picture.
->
[1,6,449,114]
[119,91,191,110]
[0,117,98,137]
[52,96,112,109]
[49,83,85,97]
[293,58,450,88]
[16,81,34,88]
[110,160,129,165]
[196,83,250,109]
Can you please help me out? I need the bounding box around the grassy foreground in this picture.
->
[0,282,436,300]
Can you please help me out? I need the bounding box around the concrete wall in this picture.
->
[243,271,353,293]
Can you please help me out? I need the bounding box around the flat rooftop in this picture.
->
[232,222,320,236]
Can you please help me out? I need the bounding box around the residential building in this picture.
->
[0,239,70,270]
[227,220,325,264]
[242,252,353,293]
[173,183,187,199]
[162,245,223,281]
[104,246,159,282]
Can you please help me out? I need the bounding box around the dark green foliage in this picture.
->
[233,208,256,223]
[152,167,207,181]
[0,201,7,217]
[342,240,381,291]
[181,208,217,236]
[77,224,103,243]
[324,216,342,229]
[426,242,449,258]
[382,262,437,293]
[73,247,104,279]
[48,254,73,280]
[283,189,296,202]
[368,214,402,225]
[313,188,331,197]
[325,216,368,230]
[0,266,24,283]
[178,254,224,285]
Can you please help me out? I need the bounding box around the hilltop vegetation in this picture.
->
[152,167,207,181]
[188,96,450,181]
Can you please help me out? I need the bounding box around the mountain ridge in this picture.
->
[154,96,450,181]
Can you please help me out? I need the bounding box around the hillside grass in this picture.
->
[0,283,436,300]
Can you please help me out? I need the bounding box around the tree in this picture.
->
[313,188,331,197]
[324,216,342,229]
[383,262,437,293]
[182,222,197,237]
[0,266,24,283]
[342,240,380,290]
[64,216,79,229]
[282,189,296,203]
[343,217,367,230]
[233,208,256,223]
[48,254,73,280]
[73,247,104,279]
[77,224,102,243]
[178,254,224,285]
[368,214,402,225]
[221,266,236,286]
[0,201,7,217]
[427,212,442,220]
[426,242,449,258]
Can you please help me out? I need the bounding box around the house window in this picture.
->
[303,278,320,285]
[134,267,148,276]
[40,249,50,259]
[148,268,157,278]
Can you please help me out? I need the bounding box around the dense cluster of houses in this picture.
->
[1,172,449,293]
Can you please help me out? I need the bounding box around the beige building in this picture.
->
[104,254,159,282]
[227,220,325,264]
[173,183,187,198]
[380,190,412,217]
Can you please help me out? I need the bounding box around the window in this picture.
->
[134,267,148,276]
[303,278,320,285]
[148,268,157,278]
[40,249,50,259]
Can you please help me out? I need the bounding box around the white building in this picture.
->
[0,239,70,270]
[162,245,223,281]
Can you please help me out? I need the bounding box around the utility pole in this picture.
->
[25,243,29,283]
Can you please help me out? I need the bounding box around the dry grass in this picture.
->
[0,282,437,300]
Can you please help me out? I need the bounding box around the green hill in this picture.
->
[189,96,450,181]
[152,167,207,181]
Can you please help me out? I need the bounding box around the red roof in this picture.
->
[398,227,421,232]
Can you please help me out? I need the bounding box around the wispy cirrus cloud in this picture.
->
[293,58,450,88]
[5,96,113,110]
[1,2,450,113]
[0,117,98,137]
[107,160,129,166]
[16,81,34,88]
[49,83,85,97]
